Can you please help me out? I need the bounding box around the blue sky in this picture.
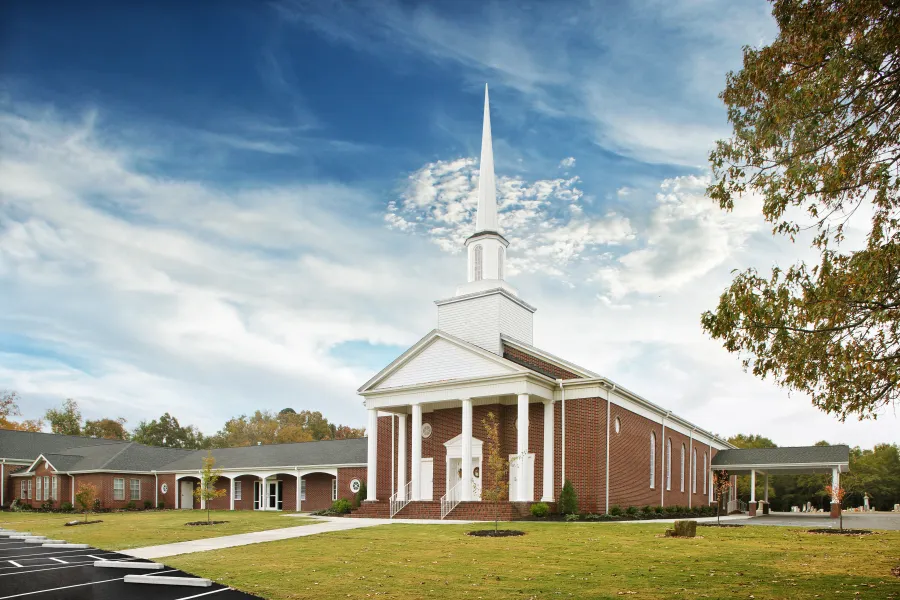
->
[1,0,895,446]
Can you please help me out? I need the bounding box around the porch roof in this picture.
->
[712,445,850,474]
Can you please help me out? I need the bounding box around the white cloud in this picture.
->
[559,157,576,169]
[386,157,634,277]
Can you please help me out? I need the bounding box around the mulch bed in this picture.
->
[467,530,526,537]
[699,523,745,528]
[808,528,872,535]
[185,521,229,526]
[64,520,103,526]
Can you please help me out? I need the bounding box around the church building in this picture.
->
[355,86,736,520]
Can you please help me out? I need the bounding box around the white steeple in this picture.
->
[435,84,535,355]
[475,84,498,233]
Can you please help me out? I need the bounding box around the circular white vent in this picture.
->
[349,479,361,493]
[421,423,433,439]
[160,483,168,494]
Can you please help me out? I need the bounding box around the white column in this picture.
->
[750,469,756,503]
[199,477,206,510]
[230,478,235,511]
[366,408,378,502]
[542,400,554,502]
[296,474,301,512]
[397,414,407,500]
[831,468,840,501]
[764,473,769,504]
[411,404,423,501]
[516,393,529,502]
[461,398,473,502]
[260,475,267,510]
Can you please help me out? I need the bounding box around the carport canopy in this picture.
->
[711,445,850,475]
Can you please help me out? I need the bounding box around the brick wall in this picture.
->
[337,467,366,504]
[2,464,28,506]
[301,472,333,511]
[502,345,580,380]
[158,473,177,508]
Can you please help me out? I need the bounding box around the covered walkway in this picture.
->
[711,445,850,518]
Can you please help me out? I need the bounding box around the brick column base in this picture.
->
[830,502,841,518]
[748,501,757,517]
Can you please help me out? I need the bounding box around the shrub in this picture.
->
[60,502,74,512]
[157,501,166,510]
[584,513,603,521]
[354,481,367,508]
[564,512,581,522]
[559,480,578,515]
[143,500,153,510]
[331,498,352,514]
[19,502,32,511]
[653,505,665,514]
[625,505,639,516]
[641,505,653,515]
[125,501,137,510]
[40,501,54,512]
[665,505,680,515]
[92,498,101,511]
[608,505,623,516]
[530,502,550,518]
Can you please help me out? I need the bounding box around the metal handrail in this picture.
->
[440,480,463,520]
[390,481,412,519]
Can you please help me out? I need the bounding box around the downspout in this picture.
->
[1,460,4,506]
[605,384,616,514]
[391,414,395,497]
[154,472,158,508]
[70,474,75,506]
[557,379,565,488]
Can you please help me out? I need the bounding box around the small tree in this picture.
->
[193,452,227,524]
[74,483,97,523]
[825,484,846,531]
[481,411,509,533]
[713,470,731,525]
[354,481,367,508]
[559,480,578,516]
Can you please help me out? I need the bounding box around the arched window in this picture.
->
[703,452,708,495]
[614,417,621,434]
[680,443,686,492]
[473,245,483,281]
[666,438,672,491]
[498,247,504,280]
[692,448,698,493]
[649,432,656,489]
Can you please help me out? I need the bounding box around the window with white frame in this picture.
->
[331,478,337,501]
[649,432,656,489]
[692,448,697,493]
[300,479,306,501]
[27,479,32,499]
[666,438,672,491]
[130,479,140,501]
[234,481,242,501]
[36,476,42,501]
[113,478,125,501]
[43,476,50,501]
[21,480,26,500]
[680,444,685,492]
[473,245,483,281]
[703,452,708,495]
[52,476,59,501]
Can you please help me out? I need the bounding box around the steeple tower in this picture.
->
[462,85,511,292]
[434,85,535,355]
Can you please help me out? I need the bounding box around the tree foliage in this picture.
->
[44,399,82,435]
[194,452,227,524]
[74,482,98,523]
[480,411,509,531]
[704,0,900,421]
[83,417,129,440]
[209,409,363,448]
[132,413,206,449]
[0,390,44,432]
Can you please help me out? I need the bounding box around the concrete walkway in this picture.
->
[121,516,473,559]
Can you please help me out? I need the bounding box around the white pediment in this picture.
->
[444,434,484,458]
[372,335,520,390]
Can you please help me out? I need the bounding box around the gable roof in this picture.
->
[712,445,850,468]
[0,429,128,462]
[358,329,530,393]
[158,437,368,471]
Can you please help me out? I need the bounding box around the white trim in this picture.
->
[434,286,536,313]
[500,335,600,378]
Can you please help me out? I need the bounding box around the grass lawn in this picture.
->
[167,522,900,600]
[0,510,314,550]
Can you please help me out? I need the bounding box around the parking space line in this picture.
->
[7,561,22,568]
[0,561,121,577]
[174,589,231,600]
[0,549,119,561]
[49,558,67,564]
[0,576,125,599]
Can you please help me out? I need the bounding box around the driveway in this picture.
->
[743,511,900,530]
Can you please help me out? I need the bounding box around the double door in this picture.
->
[254,480,282,510]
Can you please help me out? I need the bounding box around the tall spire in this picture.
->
[475,84,498,233]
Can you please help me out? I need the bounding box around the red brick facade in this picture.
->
[502,345,581,380]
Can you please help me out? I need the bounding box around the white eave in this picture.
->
[500,335,599,378]
[434,287,536,313]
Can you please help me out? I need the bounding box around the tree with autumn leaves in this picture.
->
[703,0,900,421]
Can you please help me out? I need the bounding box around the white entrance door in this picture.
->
[268,481,282,510]
[509,453,535,502]
[180,480,193,510]
[446,456,483,501]
[421,458,434,501]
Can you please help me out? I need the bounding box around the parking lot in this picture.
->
[0,536,260,600]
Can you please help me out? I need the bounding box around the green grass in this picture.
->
[167,522,900,600]
[0,510,314,550]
